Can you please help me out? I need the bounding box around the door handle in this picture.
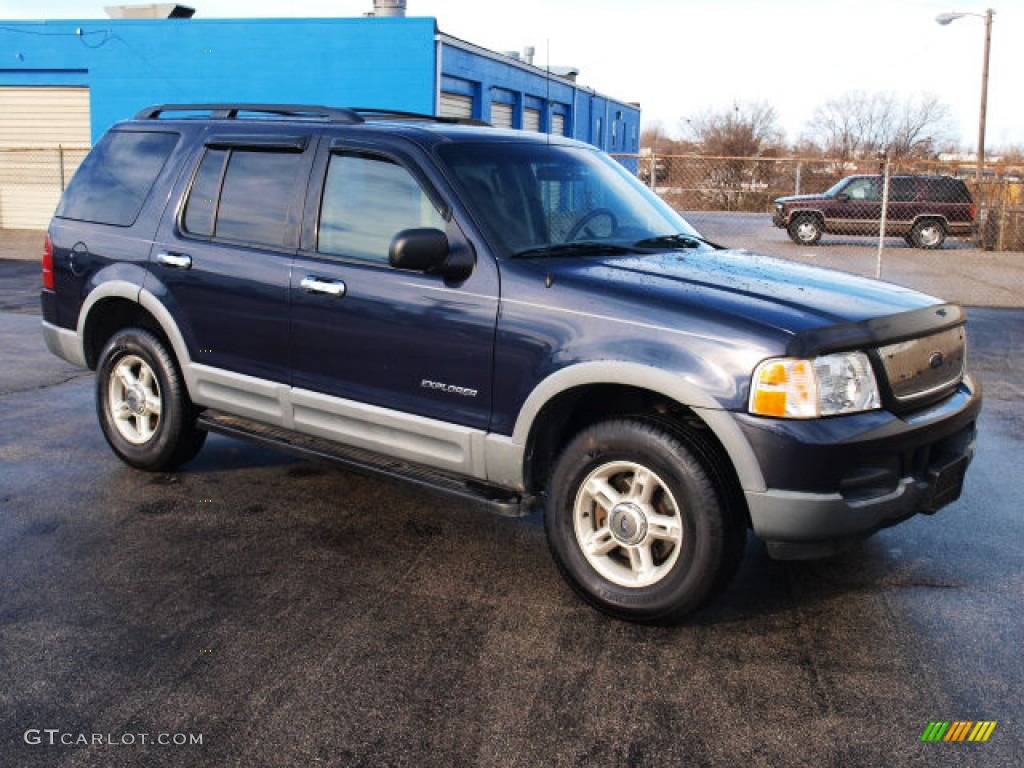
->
[156,251,192,270]
[300,276,346,297]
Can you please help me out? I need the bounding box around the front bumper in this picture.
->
[737,375,981,559]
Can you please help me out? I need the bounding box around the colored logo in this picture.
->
[921,721,997,742]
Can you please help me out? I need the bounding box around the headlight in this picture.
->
[749,352,881,418]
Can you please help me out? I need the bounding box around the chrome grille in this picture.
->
[877,326,965,403]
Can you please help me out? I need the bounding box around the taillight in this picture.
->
[42,234,55,290]
[969,203,977,219]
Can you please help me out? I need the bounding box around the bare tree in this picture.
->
[686,101,784,157]
[683,101,785,210]
[806,91,955,162]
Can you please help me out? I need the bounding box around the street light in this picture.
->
[936,8,995,195]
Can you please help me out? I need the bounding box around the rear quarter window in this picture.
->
[56,130,179,227]
[925,178,973,203]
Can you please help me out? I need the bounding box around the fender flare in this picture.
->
[483,361,766,493]
[77,278,194,374]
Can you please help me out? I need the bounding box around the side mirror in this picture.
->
[389,228,473,281]
[836,193,850,202]
[389,228,450,272]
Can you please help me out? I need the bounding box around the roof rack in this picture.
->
[134,103,490,127]
[351,108,490,127]
[135,104,365,124]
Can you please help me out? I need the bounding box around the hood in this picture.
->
[773,192,833,204]
[533,247,941,343]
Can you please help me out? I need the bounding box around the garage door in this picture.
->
[0,86,90,229]
[523,108,541,133]
[552,113,566,136]
[490,102,513,129]
[439,92,473,120]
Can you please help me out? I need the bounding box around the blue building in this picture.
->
[0,4,640,227]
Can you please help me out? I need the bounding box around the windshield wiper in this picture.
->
[632,233,717,250]
[512,242,639,259]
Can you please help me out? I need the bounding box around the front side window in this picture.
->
[57,130,179,227]
[318,152,445,263]
[182,147,303,248]
[844,178,880,201]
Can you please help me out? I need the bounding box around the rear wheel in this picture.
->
[910,219,946,249]
[787,214,822,246]
[96,329,206,470]
[545,419,744,623]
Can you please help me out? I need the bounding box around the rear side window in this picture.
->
[889,178,916,202]
[56,130,179,227]
[182,146,305,249]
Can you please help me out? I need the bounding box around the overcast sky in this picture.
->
[2,0,1019,150]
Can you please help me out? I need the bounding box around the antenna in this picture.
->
[545,37,554,289]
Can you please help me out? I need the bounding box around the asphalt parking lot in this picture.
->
[2,227,1022,767]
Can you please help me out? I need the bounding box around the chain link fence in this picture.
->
[629,152,1024,253]
[614,151,1024,307]
[0,146,89,230]
[0,144,1020,306]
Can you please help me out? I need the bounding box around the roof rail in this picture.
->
[351,107,490,127]
[134,103,365,124]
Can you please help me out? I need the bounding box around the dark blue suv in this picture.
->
[42,104,981,622]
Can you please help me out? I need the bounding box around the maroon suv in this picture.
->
[772,174,975,249]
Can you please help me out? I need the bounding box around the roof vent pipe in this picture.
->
[372,0,407,16]
[522,46,535,65]
[104,3,194,18]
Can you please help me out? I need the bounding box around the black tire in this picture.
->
[910,219,946,249]
[96,328,206,470]
[787,214,822,246]
[545,419,745,623]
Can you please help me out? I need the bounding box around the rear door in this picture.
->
[148,130,317,398]
[886,176,918,233]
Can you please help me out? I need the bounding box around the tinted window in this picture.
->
[889,178,916,202]
[182,148,227,237]
[318,153,445,263]
[181,147,303,247]
[56,130,178,226]
[926,178,972,203]
[215,151,302,247]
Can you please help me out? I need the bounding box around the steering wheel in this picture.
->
[566,208,619,241]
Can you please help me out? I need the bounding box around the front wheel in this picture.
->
[787,214,822,246]
[96,329,206,470]
[545,419,744,623]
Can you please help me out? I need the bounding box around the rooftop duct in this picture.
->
[104,4,195,18]
[370,0,407,16]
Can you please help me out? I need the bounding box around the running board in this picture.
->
[196,410,529,517]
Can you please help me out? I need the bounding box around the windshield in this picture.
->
[437,142,704,256]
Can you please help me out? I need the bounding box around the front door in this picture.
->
[288,141,498,469]
[827,176,883,235]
